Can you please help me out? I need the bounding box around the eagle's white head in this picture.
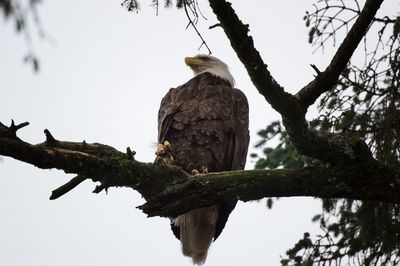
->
[184,55,235,87]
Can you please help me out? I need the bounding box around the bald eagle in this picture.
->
[157,55,249,264]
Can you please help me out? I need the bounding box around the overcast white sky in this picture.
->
[0,0,398,265]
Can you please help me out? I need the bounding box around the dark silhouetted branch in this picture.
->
[207,0,386,168]
[1,120,400,218]
[208,0,302,120]
[296,0,385,108]
[50,175,87,200]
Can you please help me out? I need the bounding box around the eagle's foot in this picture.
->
[163,140,171,151]
[191,169,200,175]
[201,166,208,174]
[191,166,208,176]
[155,141,173,164]
[155,144,165,156]
[163,155,174,164]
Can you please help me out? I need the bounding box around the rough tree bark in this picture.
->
[1,120,399,218]
[1,0,399,218]
[208,0,384,166]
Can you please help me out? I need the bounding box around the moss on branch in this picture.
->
[1,120,400,218]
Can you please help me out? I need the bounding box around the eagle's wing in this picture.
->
[214,87,249,240]
[223,88,250,172]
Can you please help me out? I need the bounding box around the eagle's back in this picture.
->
[158,72,249,173]
[158,72,249,264]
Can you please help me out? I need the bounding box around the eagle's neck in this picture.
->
[197,67,235,87]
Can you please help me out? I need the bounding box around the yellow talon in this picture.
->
[191,169,200,175]
[163,156,174,165]
[202,166,208,174]
[155,143,165,156]
[163,140,171,150]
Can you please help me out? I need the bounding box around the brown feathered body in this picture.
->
[158,72,249,264]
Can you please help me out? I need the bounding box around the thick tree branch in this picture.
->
[296,0,385,108]
[140,165,400,217]
[0,121,189,201]
[207,0,304,120]
[208,0,385,168]
[1,121,400,218]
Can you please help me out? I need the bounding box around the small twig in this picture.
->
[93,184,107,194]
[127,147,136,160]
[0,120,30,139]
[49,175,87,200]
[310,64,322,76]
[183,1,212,55]
[151,0,159,16]
[209,23,221,29]
[44,129,58,145]
[195,0,207,20]
[10,120,30,132]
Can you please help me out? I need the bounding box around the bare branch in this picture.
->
[296,0,385,109]
[1,121,400,218]
[139,166,400,217]
[208,0,302,119]
[207,0,384,167]
[50,175,87,200]
[183,1,212,54]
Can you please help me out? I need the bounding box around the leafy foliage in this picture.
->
[0,0,13,17]
[121,0,197,12]
[0,0,42,72]
[253,1,400,265]
[281,199,400,265]
[252,121,306,170]
[251,121,323,170]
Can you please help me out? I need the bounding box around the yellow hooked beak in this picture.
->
[184,57,205,68]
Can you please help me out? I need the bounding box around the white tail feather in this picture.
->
[178,205,219,265]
